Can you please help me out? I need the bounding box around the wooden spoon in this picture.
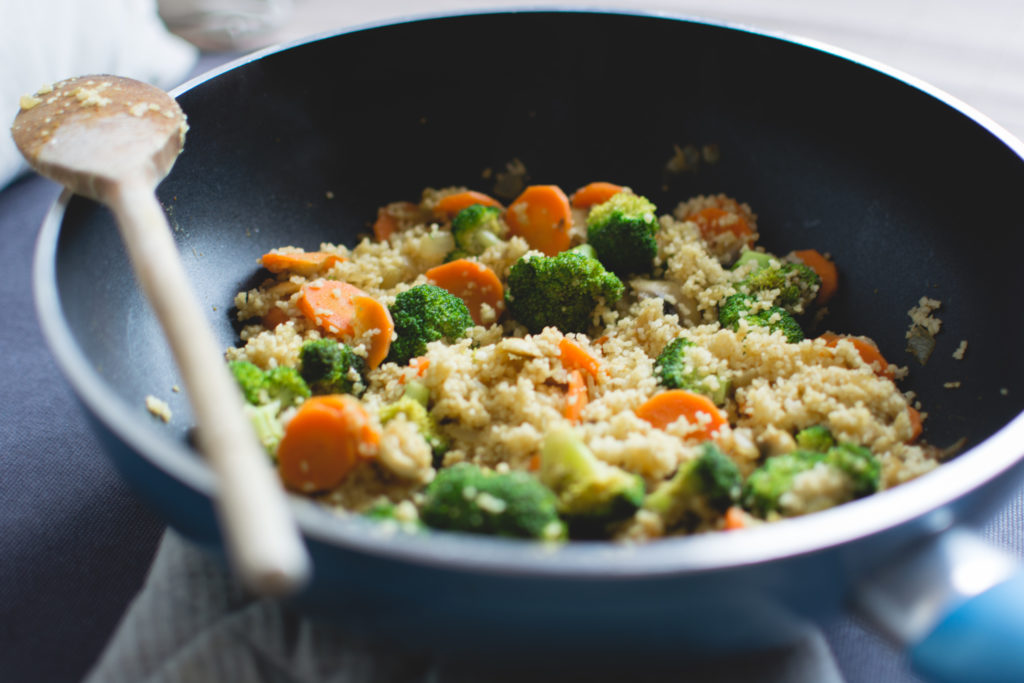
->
[12,75,311,595]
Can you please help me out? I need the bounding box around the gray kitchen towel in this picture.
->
[85,530,846,683]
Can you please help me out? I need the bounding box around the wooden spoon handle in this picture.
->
[108,179,311,595]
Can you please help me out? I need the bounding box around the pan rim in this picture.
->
[33,7,1024,579]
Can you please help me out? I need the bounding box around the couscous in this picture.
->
[224,182,940,542]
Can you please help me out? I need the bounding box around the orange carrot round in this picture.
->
[297,279,365,338]
[351,294,394,369]
[635,389,727,439]
[424,258,505,325]
[570,181,624,209]
[261,306,290,329]
[906,405,923,443]
[565,369,589,424]
[819,333,894,379]
[260,250,345,276]
[724,506,748,530]
[505,185,572,256]
[793,249,838,305]
[433,190,503,218]
[277,395,380,492]
[558,337,600,380]
[688,207,754,242]
[373,201,420,242]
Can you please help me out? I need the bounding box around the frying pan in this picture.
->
[32,9,1024,679]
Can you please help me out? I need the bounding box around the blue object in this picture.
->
[911,572,1024,683]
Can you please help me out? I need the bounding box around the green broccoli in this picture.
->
[242,401,285,455]
[505,250,624,334]
[538,426,645,537]
[387,284,474,366]
[443,247,473,263]
[229,360,310,408]
[795,425,836,452]
[730,248,775,272]
[451,204,506,255]
[718,293,804,343]
[740,262,820,314]
[586,191,660,275]
[644,442,742,530]
[420,463,567,541]
[229,360,266,405]
[299,338,365,396]
[379,395,449,466]
[742,443,880,518]
[654,338,729,406]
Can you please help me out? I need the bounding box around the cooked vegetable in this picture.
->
[420,463,567,540]
[730,248,774,272]
[570,181,624,208]
[795,424,836,452]
[688,206,754,242]
[718,293,804,343]
[425,259,505,326]
[791,249,838,304]
[351,294,395,369]
[260,250,344,276]
[387,284,474,365]
[229,360,310,408]
[297,279,364,338]
[539,426,645,537]
[450,204,506,255]
[740,262,821,314]
[379,395,449,465]
[299,338,365,396]
[819,333,893,378]
[277,394,380,492]
[243,402,285,455]
[373,201,420,242]
[585,191,659,275]
[635,389,727,440]
[505,185,573,256]
[564,369,588,424]
[558,337,600,380]
[433,190,503,218]
[654,338,728,405]
[505,250,624,334]
[643,441,742,530]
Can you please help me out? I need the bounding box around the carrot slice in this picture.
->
[372,201,419,242]
[688,207,754,242]
[906,405,923,443]
[819,333,894,379]
[261,306,290,329]
[297,279,365,338]
[635,389,727,439]
[724,506,748,530]
[433,191,503,218]
[424,258,505,325]
[570,181,624,209]
[558,337,600,380]
[527,453,542,471]
[505,185,573,256]
[277,395,380,492]
[260,251,345,276]
[565,369,589,424]
[352,295,394,370]
[793,249,838,305]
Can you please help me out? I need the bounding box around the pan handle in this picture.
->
[855,527,1024,683]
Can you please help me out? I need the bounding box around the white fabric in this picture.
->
[0,0,198,190]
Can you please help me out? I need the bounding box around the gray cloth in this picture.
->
[86,531,848,683]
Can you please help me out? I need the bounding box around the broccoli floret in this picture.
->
[443,248,473,263]
[795,425,836,452]
[505,251,624,334]
[586,192,659,275]
[644,442,742,530]
[538,426,645,537]
[718,293,804,343]
[741,262,820,314]
[379,396,449,466]
[263,366,311,408]
[229,360,266,405]
[742,443,880,518]
[242,401,285,455]
[451,204,506,255]
[230,360,310,408]
[387,284,474,365]
[654,338,729,406]
[569,243,599,260]
[300,338,365,396]
[420,463,567,541]
[730,248,775,272]
[825,442,881,498]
